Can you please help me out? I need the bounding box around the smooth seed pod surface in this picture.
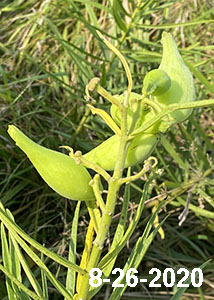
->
[83,133,158,171]
[155,32,195,125]
[142,69,171,96]
[8,125,95,201]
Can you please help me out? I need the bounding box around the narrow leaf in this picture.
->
[65,201,81,297]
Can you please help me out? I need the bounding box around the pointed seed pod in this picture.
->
[155,32,196,125]
[8,125,95,201]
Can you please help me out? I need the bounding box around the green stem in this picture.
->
[77,93,129,300]
[119,156,157,185]
[130,99,214,138]
[75,153,111,182]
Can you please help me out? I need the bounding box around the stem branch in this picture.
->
[77,92,129,300]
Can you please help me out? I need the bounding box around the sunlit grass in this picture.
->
[0,0,214,298]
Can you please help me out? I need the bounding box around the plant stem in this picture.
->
[77,93,129,300]
[130,99,214,138]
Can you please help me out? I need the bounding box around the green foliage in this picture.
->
[1,1,214,299]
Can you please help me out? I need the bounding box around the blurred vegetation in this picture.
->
[0,0,214,299]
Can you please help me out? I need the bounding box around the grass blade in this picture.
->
[6,209,43,298]
[109,216,168,300]
[0,203,86,275]
[0,263,45,300]
[170,260,211,300]
[65,201,81,297]
[1,223,16,300]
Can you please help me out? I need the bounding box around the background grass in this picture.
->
[0,0,214,299]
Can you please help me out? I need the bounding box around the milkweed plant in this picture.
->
[1,31,214,300]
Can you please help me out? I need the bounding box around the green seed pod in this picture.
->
[8,125,95,201]
[83,133,158,171]
[155,32,196,125]
[142,69,171,96]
